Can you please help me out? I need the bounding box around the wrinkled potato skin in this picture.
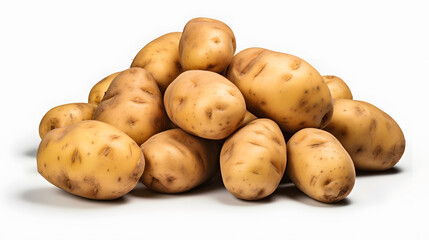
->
[324,99,406,171]
[164,70,246,140]
[88,72,121,105]
[220,119,287,200]
[94,68,166,145]
[287,128,355,203]
[131,32,182,92]
[179,17,236,73]
[37,120,145,200]
[39,103,96,139]
[140,129,220,193]
[227,47,333,133]
[322,75,353,99]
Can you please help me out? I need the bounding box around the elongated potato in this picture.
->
[88,71,121,105]
[131,32,182,92]
[164,70,246,140]
[322,75,353,99]
[324,99,406,171]
[39,103,96,139]
[287,128,355,203]
[94,68,167,145]
[220,119,287,200]
[140,129,219,193]
[37,120,145,200]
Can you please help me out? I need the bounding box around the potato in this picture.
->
[324,99,406,171]
[179,17,236,73]
[286,128,355,203]
[94,68,167,145]
[220,119,287,200]
[140,129,220,193]
[131,32,182,92]
[37,120,145,200]
[322,75,353,99]
[236,111,257,129]
[227,47,333,134]
[39,103,96,139]
[88,71,121,105]
[164,70,246,140]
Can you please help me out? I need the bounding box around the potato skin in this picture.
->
[322,75,353,99]
[324,99,406,171]
[94,68,167,145]
[164,70,246,140]
[236,111,257,129]
[179,17,236,73]
[131,32,182,92]
[227,47,333,133]
[140,129,219,193]
[88,71,121,105]
[37,120,145,200]
[287,128,355,203]
[220,119,287,200]
[39,103,96,139]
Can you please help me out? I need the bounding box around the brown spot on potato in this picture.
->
[118,177,121,182]
[324,179,331,185]
[310,176,317,186]
[166,176,177,183]
[141,88,154,96]
[309,142,325,148]
[110,135,120,140]
[369,119,377,133]
[127,118,137,126]
[271,136,282,146]
[131,97,146,104]
[206,109,213,120]
[251,170,259,175]
[71,149,81,164]
[100,146,111,157]
[248,141,263,147]
[260,100,266,105]
[373,145,383,157]
[299,99,308,107]
[206,64,216,70]
[254,64,266,78]
[256,189,265,196]
[292,59,301,70]
[282,73,292,82]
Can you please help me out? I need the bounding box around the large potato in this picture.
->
[179,17,236,73]
[140,129,220,193]
[88,71,121,105]
[37,120,145,200]
[287,128,355,203]
[220,119,287,200]
[39,103,96,139]
[324,99,406,171]
[94,68,167,145]
[322,75,353,99]
[227,47,333,134]
[164,70,246,140]
[131,32,182,92]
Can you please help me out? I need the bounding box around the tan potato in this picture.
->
[322,75,353,99]
[94,68,167,145]
[164,70,246,140]
[324,99,406,171]
[131,32,182,92]
[37,120,145,200]
[287,128,355,203]
[39,103,96,139]
[179,17,236,73]
[88,71,121,105]
[227,47,333,134]
[140,129,220,193]
[220,119,287,200]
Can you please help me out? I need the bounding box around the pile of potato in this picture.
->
[37,17,406,203]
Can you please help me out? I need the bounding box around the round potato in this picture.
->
[220,119,287,200]
[131,32,182,92]
[322,75,353,99]
[39,103,96,139]
[140,129,220,193]
[179,17,236,73]
[88,71,121,105]
[37,120,145,200]
[164,70,246,140]
[287,128,355,203]
[324,99,406,171]
[94,68,167,145]
[227,47,333,134]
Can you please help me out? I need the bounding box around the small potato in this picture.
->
[179,17,236,73]
[39,103,96,139]
[227,47,333,134]
[322,75,353,99]
[131,32,182,92]
[324,99,406,171]
[94,68,167,145]
[88,71,121,105]
[220,119,287,200]
[140,129,220,193]
[287,128,355,203]
[37,120,145,200]
[164,70,246,140]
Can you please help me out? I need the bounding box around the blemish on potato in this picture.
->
[118,177,121,182]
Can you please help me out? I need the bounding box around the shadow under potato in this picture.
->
[22,147,38,158]
[356,166,402,177]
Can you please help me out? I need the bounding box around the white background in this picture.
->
[1,0,428,239]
